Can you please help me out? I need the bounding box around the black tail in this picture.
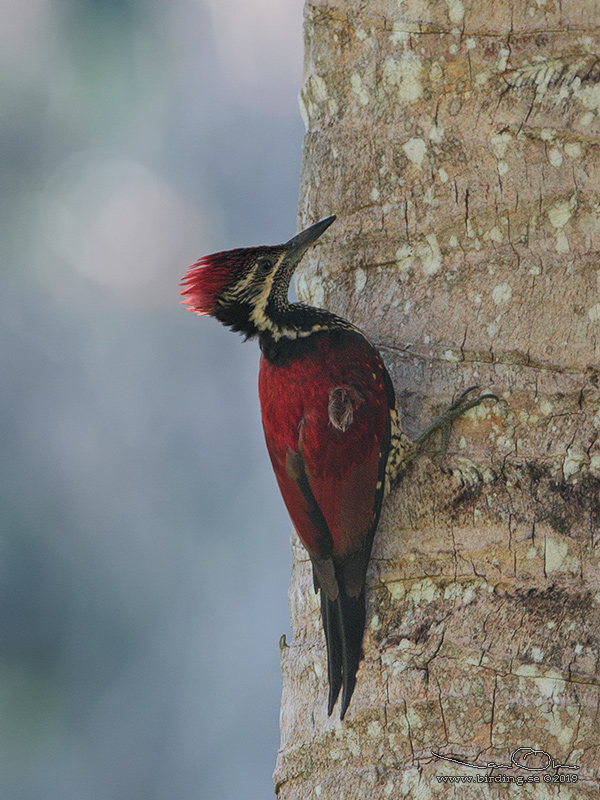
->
[320,587,366,719]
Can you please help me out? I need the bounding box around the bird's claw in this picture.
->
[417,386,500,473]
[441,385,500,423]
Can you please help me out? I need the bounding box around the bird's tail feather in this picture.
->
[320,587,365,718]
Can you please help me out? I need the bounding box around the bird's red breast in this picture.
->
[258,332,390,559]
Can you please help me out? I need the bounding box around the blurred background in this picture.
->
[1,0,305,797]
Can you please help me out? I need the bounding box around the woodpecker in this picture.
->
[180,216,494,719]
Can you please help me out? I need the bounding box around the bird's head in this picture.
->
[180,216,335,337]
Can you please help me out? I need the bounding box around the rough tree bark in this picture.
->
[274,0,600,797]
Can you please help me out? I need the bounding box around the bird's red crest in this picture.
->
[179,248,257,316]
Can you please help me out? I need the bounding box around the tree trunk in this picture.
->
[275,0,600,797]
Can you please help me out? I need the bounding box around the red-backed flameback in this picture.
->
[180,216,495,719]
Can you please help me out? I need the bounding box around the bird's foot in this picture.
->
[416,386,499,473]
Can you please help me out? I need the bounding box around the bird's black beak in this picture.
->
[284,216,336,266]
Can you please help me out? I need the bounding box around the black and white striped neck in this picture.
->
[256,301,361,365]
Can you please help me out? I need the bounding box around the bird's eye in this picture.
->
[256,258,273,274]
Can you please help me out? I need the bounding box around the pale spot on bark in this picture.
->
[408,577,438,603]
[492,283,512,304]
[444,583,463,600]
[534,669,565,698]
[565,142,582,157]
[548,199,574,228]
[588,302,600,321]
[382,57,423,103]
[530,646,544,662]
[396,233,441,275]
[402,137,427,168]
[564,452,586,479]
[545,537,569,572]
[350,72,369,105]
[555,231,570,253]
[297,274,324,307]
[549,147,563,167]
[387,581,405,600]
[515,663,538,677]
[490,132,512,158]
[574,83,600,110]
[555,724,576,748]
[390,22,410,47]
[497,47,511,71]
[429,123,444,142]
[355,267,367,292]
[311,75,328,102]
[422,232,441,274]
[445,0,465,23]
[429,62,443,82]
[487,226,504,243]
[462,586,475,604]
[395,244,413,272]
[442,349,461,362]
